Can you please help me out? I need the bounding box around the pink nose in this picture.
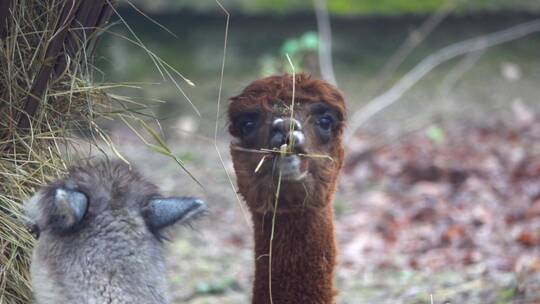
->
[269,118,305,152]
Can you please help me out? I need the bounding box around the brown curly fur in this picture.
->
[228,74,346,304]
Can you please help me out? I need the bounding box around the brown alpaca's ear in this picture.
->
[143,197,207,231]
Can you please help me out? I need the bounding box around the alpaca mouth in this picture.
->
[277,155,308,181]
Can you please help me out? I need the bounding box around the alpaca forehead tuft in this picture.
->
[228,74,346,120]
[64,161,159,209]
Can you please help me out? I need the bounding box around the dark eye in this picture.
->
[316,115,334,131]
[241,120,256,135]
[235,113,259,137]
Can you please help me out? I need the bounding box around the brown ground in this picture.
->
[108,110,540,304]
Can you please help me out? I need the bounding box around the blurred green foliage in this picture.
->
[426,125,445,144]
[195,277,237,295]
[260,32,319,76]
[328,0,445,15]
[127,0,540,15]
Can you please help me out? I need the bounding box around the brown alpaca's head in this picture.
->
[228,74,346,213]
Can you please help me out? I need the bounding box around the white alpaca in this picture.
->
[25,161,206,304]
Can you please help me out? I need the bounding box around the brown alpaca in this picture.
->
[228,74,346,304]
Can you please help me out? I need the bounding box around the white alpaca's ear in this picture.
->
[52,188,88,231]
[144,197,207,230]
[24,188,88,235]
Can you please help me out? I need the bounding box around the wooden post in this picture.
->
[0,0,12,39]
[18,0,115,129]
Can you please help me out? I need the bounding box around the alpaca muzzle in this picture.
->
[270,118,309,180]
[269,117,306,153]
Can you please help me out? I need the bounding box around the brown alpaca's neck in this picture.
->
[251,205,337,304]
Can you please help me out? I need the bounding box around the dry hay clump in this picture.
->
[0,1,119,303]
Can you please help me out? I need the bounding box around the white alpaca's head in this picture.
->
[25,160,206,304]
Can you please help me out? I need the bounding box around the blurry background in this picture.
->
[94,1,540,303]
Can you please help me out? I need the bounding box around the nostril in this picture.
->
[284,119,302,132]
[272,118,285,130]
[270,132,286,148]
[270,118,304,150]
[285,131,305,153]
[290,131,305,147]
[292,119,302,131]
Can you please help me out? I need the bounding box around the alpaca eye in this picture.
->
[316,115,334,131]
[241,120,256,135]
[231,112,262,143]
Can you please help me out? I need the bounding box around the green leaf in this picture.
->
[426,125,445,144]
[300,32,319,50]
[281,39,300,56]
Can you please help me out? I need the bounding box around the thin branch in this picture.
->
[347,19,540,139]
[437,46,485,98]
[314,0,337,86]
[374,0,456,92]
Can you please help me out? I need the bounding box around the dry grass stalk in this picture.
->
[0,1,116,302]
